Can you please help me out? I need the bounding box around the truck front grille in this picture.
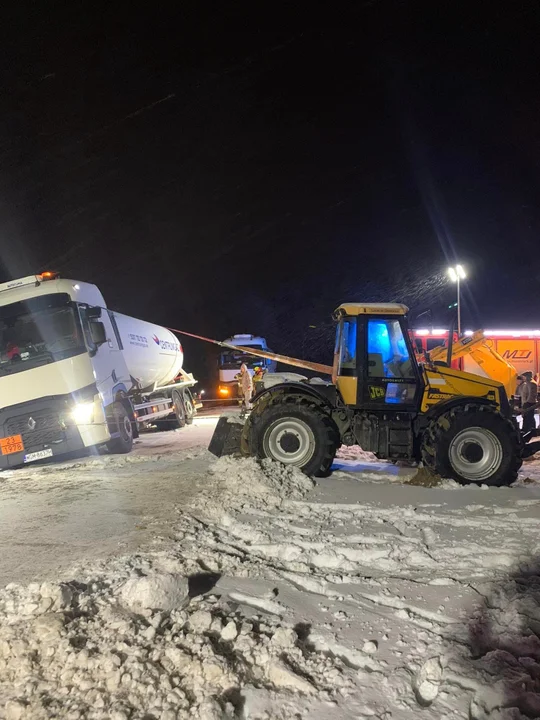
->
[6,412,67,449]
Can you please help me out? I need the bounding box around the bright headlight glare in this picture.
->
[72,401,94,424]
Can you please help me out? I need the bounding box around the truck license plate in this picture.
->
[0,435,24,455]
[24,448,53,463]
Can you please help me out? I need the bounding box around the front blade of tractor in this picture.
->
[208,414,245,457]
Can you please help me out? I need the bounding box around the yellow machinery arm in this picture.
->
[428,330,518,398]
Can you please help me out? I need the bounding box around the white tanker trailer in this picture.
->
[112,312,200,429]
[0,273,200,468]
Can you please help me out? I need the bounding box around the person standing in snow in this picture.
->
[514,375,525,409]
[253,365,265,393]
[239,363,254,410]
[521,371,538,434]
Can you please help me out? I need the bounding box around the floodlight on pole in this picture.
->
[447,264,467,336]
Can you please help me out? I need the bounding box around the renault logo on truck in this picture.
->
[28,417,36,431]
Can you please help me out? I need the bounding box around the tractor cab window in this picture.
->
[367,320,413,378]
[367,319,416,404]
[338,318,357,373]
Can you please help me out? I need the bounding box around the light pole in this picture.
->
[448,264,466,336]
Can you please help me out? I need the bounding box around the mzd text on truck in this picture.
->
[0,273,200,467]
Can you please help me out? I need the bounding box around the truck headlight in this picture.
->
[72,402,94,424]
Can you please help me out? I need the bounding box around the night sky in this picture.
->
[1,4,539,387]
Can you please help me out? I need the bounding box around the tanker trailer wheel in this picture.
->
[252,400,339,477]
[421,404,522,487]
[183,390,195,425]
[171,390,187,429]
[106,402,134,454]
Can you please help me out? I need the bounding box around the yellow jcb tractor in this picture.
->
[208,303,539,486]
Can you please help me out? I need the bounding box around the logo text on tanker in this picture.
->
[152,335,182,353]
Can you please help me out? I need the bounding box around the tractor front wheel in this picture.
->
[251,400,339,477]
[421,404,522,486]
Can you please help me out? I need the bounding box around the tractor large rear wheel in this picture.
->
[421,404,522,486]
[251,400,339,477]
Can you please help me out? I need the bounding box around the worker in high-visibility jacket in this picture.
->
[253,366,266,397]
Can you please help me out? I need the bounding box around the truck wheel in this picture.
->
[252,401,339,477]
[106,402,134,454]
[172,390,186,429]
[183,390,195,425]
[421,404,522,486]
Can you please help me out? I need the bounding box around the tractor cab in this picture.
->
[333,303,423,411]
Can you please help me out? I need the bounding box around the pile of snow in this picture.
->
[0,454,348,719]
[120,574,190,612]
[0,563,352,720]
[184,456,315,524]
[207,456,314,506]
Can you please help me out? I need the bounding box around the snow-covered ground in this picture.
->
[0,419,218,587]
[1,415,540,719]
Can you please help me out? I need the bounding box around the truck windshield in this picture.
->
[0,295,85,376]
[219,346,265,370]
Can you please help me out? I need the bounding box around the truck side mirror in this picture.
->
[90,321,107,347]
[87,306,102,320]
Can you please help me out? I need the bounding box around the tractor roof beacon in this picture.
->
[209,302,539,486]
